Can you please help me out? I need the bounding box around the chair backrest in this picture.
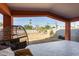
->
[12,25,29,45]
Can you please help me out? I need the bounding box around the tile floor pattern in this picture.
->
[26,40,79,56]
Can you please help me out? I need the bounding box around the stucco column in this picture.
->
[65,22,71,40]
[3,15,13,40]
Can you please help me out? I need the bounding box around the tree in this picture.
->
[24,25,33,30]
[29,19,32,26]
[45,25,51,30]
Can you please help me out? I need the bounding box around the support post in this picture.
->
[3,15,13,40]
[65,22,71,40]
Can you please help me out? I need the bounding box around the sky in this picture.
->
[13,17,65,27]
[0,13,79,27]
[0,14,3,23]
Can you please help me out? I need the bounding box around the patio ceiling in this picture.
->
[7,3,79,19]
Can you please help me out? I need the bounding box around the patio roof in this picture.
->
[7,3,79,22]
[0,3,78,40]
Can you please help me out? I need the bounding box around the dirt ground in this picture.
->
[19,32,61,44]
[28,33,50,41]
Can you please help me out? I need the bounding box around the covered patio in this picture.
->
[0,3,74,40]
[0,3,79,56]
